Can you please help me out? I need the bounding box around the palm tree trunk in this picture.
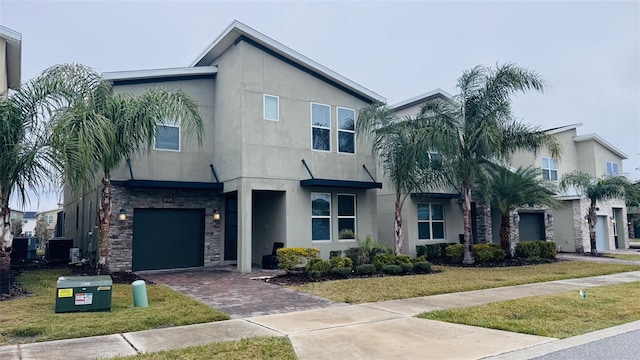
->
[97,175,112,274]
[461,187,474,264]
[500,211,512,257]
[394,192,404,255]
[588,201,598,256]
[0,200,12,272]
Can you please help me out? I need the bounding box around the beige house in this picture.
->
[378,91,629,256]
[0,25,21,96]
[35,207,63,240]
[64,21,384,273]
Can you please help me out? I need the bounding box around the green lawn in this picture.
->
[419,281,640,338]
[112,337,296,360]
[0,269,229,345]
[293,261,640,303]
[603,253,640,261]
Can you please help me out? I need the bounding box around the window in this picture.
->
[155,119,180,151]
[337,194,356,239]
[311,193,331,241]
[541,157,558,181]
[417,203,445,240]
[263,94,279,121]
[311,103,331,151]
[46,214,54,224]
[337,107,355,154]
[606,161,619,175]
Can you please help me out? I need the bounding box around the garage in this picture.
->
[518,212,546,241]
[132,208,205,271]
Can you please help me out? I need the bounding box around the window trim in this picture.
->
[311,192,332,242]
[46,214,54,224]
[154,121,181,152]
[605,161,619,175]
[337,193,356,241]
[417,202,446,241]
[541,157,558,181]
[336,107,356,155]
[310,102,331,152]
[263,94,279,121]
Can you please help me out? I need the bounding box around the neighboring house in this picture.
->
[21,212,37,237]
[9,209,24,235]
[378,91,629,257]
[63,21,384,273]
[36,206,63,240]
[0,25,21,96]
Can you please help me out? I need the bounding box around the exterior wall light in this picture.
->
[118,208,126,221]
[213,209,221,221]
[546,213,553,222]
[513,213,520,223]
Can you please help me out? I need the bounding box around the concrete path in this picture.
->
[3,270,640,360]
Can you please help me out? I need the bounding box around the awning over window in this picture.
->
[112,179,223,190]
[411,192,459,201]
[300,179,382,189]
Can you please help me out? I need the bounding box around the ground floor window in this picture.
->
[338,194,356,239]
[418,203,445,240]
[311,193,331,241]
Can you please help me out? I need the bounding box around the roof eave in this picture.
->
[0,26,22,90]
[390,88,454,111]
[573,134,628,159]
[102,66,218,82]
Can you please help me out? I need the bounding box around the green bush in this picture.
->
[277,247,320,272]
[355,264,377,275]
[445,244,464,263]
[413,255,427,263]
[473,244,506,264]
[538,241,557,259]
[413,261,432,274]
[344,234,391,265]
[400,262,414,274]
[372,253,396,270]
[329,250,343,259]
[306,258,330,275]
[515,242,541,259]
[416,244,446,260]
[329,256,353,269]
[330,267,353,278]
[395,254,412,264]
[381,264,403,275]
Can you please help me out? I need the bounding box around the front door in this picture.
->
[596,215,609,251]
[224,192,238,261]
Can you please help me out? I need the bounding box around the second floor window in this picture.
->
[46,214,54,224]
[155,119,180,151]
[541,157,557,181]
[264,94,279,121]
[311,103,331,151]
[337,107,355,154]
[606,161,619,175]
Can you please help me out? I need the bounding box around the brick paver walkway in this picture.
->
[142,268,344,318]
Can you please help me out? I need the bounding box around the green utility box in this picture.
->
[55,276,113,313]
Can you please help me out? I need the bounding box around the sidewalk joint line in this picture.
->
[241,319,287,335]
[120,333,141,354]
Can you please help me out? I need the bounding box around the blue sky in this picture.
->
[2,0,639,211]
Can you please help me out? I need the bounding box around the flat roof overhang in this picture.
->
[300,179,382,189]
[112,179,223,191]
[411,192,459,200]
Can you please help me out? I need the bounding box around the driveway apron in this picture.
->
[141,268,344,318]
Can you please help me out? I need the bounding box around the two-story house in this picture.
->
[0,25,21,96]
[63,21,384,273]
[35,206,62,241]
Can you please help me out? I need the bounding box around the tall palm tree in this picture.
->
[416,63,561,264]
[357,103,440,254]
[479,165,560,256]
[46,64,204,273]
[0,74,66,274]
[560,171,629,255]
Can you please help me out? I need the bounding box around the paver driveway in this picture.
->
[141,267,344,318]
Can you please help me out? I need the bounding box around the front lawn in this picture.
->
[418,281,640,338]
[603,253,640,261]
[113,337,296,360]
[292,261,640,303]
[0,269,229,345]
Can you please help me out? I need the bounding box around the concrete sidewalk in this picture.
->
[2,270,640,360]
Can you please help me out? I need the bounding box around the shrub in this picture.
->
[395,254,412,264]
[416,244,445,260]
[445,244,464,263]
[381,264,402,275]
[413,255,427,263]
[344,234,391,265]
[329,256,353,269]
[538,241,557,259]
[330,267,353,278]
[515,242,541,259]
[306,258,331,275]
[400,262,414,274]
[329,250,343,259]
[372,253,396,270]
[277,247,320,272]
[473,244,506,264]
[413,261,431,274]
[355,263,377,275]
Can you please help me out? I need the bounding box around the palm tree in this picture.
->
[560,171,629,255]
[0,74,66,274]
[357,103,440,254]
[479,165,560,256]
[416,63,561,264]
[46,64,204,273]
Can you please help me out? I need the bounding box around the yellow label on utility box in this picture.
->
[58,288,73,298]
[97,286,111,291]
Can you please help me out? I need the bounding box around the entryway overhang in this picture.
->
[112,179,223,190]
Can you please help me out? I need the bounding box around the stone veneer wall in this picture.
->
[108,185,223,272]
[474,203,492,243]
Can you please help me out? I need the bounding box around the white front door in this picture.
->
[596,215,609,251]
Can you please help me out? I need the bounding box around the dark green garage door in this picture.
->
[518,213,546,241]
[132,208,205,271]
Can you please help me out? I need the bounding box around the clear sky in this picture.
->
[2,0,639,211]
